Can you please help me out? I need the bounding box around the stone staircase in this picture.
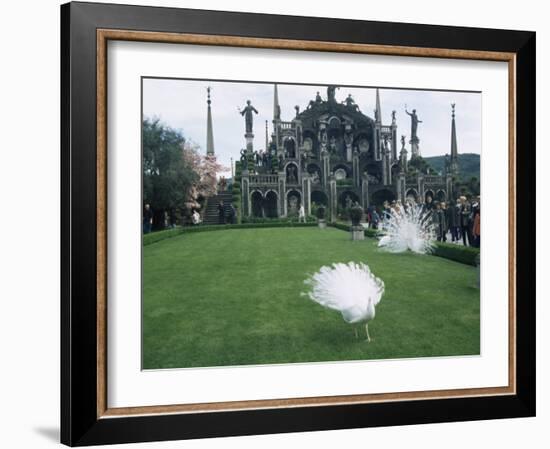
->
[203,192,234,225]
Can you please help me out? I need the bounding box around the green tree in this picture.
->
[408,155,435,175]
[143,118,197,229]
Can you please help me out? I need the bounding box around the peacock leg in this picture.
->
[354,326,359,339]
[365,323,371,342]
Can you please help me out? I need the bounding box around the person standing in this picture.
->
[446,201,458,242]
[191,209,201,225]
[227,203,236,224]
[459,196,472,246]
[434,202,447,242]
[382,201,391,221]
[371,209,380,229]
[298,204,306,223]
[218,201,225,224]
[440,202,449,242]
[424,195,434,212]
[472,207,481,248]
[143,203,153,234]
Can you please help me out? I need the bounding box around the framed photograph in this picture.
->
[61,1,535,446]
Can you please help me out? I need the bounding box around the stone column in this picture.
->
[352,150,360,188]
[241,170,250,217]
[245,132,254,154]
[381,147,388,185]
[361,172,369,209]
[410,137,420,158]
[278,171,286,217]
[374,125,381,161]
[345,125,353,162]
[386,151,392,185]
[302,173,311,217]
[329,173,337,223]
[446,173,454,201]
[400,148,408,173]
[391,126,398,162]
[418,173,425,200]
[322,149,330,188]
[397,172,406,203]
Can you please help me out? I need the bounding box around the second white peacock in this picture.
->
[303,262,385,342]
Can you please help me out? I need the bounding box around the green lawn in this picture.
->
[142,227,479,369]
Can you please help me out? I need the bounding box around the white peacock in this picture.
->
[303,262,385,342]
[378,202,436,254]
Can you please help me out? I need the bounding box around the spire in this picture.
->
[375,88,382,123]
[265,120,269,151]
[273,83,281,120]
[206,86,215,156]
[450,103,459,174]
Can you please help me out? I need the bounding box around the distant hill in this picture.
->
[424,153,480,181]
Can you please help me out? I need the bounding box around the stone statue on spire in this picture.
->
[327,85,338,103]
[405,106,422,141]
[239,100,258,134]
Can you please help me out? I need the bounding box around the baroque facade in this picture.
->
[234,85,458,220]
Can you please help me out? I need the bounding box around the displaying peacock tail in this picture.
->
[303,262,384,324]
[378,202,436,254]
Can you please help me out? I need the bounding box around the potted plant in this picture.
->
[316,205,327,229]
[350,205,363,226]
[349,205,364,240]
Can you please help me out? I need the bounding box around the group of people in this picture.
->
[142,204,191,232]
[427,195,480,247]
[217,201,237,225]
[366,195,480,248]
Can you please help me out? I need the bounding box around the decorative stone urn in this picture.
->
[350,225,365,240]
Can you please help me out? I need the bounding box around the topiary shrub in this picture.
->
[316,205,326,220]
[349,205,363,226]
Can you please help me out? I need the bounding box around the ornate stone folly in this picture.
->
[238,86,455,220]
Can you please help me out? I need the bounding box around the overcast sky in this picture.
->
[143,78,481,177]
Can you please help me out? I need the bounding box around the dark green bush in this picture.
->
[431,242,480,266]
[329,222,350,232]
[242,216,315,224]
[336,179,353,186]
[316,205,326,220]
[323,224,480,266]
[350,206,363,226]
[364,228,379,238]
[143,222,317,246]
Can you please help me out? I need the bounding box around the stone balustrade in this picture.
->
[248,174,279,185]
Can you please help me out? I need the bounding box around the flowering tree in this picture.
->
[182,141,229,207]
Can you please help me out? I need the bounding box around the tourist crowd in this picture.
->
[366,195,480,248]
[144,194,480,249]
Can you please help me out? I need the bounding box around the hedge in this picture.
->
[328,222,349,232]
[431,242,480,266]
[328,223,478,265]
[328,222,378,237]
[144,222,480,267]
[242,216,316,224]
[143,222,316,246]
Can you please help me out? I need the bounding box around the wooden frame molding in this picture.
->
[96,29,517,419]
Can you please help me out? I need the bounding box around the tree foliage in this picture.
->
[143,118,197,216]
[407,155,435,175]
[182,143,228,200]
[142,118,228,229]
